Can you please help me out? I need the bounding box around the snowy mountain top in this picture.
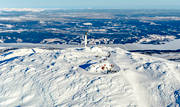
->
[0,46,180,106]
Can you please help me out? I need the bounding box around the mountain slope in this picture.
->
[0,46,180,107]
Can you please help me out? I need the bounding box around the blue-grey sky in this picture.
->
[0,0,180,9]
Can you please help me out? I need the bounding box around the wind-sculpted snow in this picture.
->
[0,46,180,107]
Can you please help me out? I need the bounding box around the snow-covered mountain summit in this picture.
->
[0,46,180,107]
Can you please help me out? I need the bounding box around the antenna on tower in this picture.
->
[82,22,92,48]
[84,32,88,48]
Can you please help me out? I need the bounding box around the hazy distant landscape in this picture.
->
[0,9,180,45]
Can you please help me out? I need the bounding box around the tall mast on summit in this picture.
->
[83,22,92,48]
[84,32,88,48]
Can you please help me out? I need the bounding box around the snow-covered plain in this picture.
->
[0,38,180,50]
[0,46,180,107]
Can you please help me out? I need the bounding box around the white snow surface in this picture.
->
[83,23,93,26]
[1,38,180,50]
[0,46,180,107]
[137,34,176,44]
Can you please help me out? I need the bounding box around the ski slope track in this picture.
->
[0,46,180,107]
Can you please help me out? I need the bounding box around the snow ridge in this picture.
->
[0,46,180,107]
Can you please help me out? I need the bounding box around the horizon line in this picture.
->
[0,8,180,10]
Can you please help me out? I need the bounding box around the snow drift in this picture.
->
[0,46,180,107]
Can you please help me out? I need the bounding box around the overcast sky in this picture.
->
[0,0,180,9]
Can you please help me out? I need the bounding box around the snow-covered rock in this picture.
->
[0,46,180,107]
[40,38,67,44]
[138,34,176,44]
